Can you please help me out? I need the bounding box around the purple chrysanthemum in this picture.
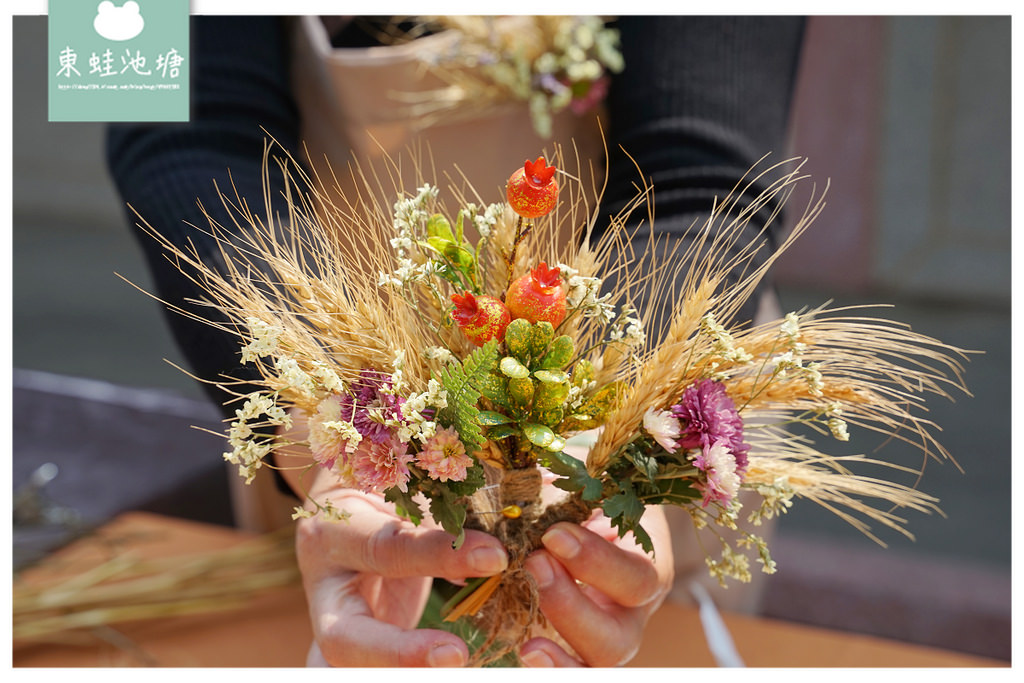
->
[339,369,405,445]
[671,379,749,475]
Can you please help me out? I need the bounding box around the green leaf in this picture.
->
[447,462,486,497]
[522,422,555,448]
[426,486,468,549]
[546,435,566,452]
[499,356,531,379]
[504,318,533,363]
[646,476,701,506]
[547,450,603,501]
[530,322,554,358]
[624,447,659,483]
[533,407,564,428]
[507,377,535,406]
[630,523,655,555]
[533,380,569,412]
[436,339,499,453]
[454,210,465,243]
[603,486,645,529]
[477,410,513,426]
[602,481,656,554]
[533,370,568,384]
[571,359,595,387]
[582,381,624,419]
[538,336,574,369]
[427,213,455,241]
[443,243,476,271]
[477,372,510,409]
[385,486,423,525]
[432,264,465,290]
[427,236,454,254]
[415,239,438,255]
[603,484,654,553]
[486,424,520,440]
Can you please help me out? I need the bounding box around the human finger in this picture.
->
[519,637,584,667]
[523,550,643,667]
[295,495,508,582]
[306,642,328,666]
[539,521,666,609]
[309,573,469,667]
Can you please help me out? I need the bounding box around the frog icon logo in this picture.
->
[93,1,145,41]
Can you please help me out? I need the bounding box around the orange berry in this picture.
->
[505,262,567,327]
[451,291,511,346]
[506,157,559,219]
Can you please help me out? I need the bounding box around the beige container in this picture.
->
[288,16,607,209]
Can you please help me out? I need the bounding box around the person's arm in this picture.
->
[106,15,301,411]
[600,16,806,330]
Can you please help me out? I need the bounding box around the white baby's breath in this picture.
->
[240,317,284,363]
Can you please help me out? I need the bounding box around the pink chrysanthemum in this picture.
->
[672,379,749,474]
[692,439,741,508]
[351,437,413,494]
[417,427,473,482]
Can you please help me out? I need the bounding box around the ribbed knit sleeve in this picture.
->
[600,16,806,329]
[106,16,300,413]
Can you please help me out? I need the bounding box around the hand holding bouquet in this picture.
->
[136,146,968,665]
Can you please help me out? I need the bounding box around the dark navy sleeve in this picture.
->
[601,16,806,329]
[106,16,301,411]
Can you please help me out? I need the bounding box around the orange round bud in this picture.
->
[505,262,567,327]
[506,157,559,218]
[451,291,511,346]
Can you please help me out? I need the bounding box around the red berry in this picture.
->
[451,292,511,346]
[506,157,559,219]
[505,262,567,327]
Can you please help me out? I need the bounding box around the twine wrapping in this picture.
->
[465,465,596,665]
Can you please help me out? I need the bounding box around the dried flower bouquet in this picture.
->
[134,144,968,665]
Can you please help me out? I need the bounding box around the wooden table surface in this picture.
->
[12,512,1007,668]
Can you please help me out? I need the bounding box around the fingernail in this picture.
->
[469,546,508,574]
[541,526,581,560]
[427,643,466,668]
[520,649,554,667]
[526,553,555,589]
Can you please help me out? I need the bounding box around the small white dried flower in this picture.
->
[240,317,284,363]
[828,417,850,442]
[310,361,345,394]
[700,313,753,363]
[319,498,351,523]
[274,357,316,396]
[781,312,800,341]
[473,202,504,240]
[804,362,825,396]
[423,345,457,365]
[748,478,795,525]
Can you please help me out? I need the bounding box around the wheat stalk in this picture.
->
[13,529,299,642]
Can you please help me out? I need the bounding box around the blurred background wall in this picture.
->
[11,15,1011,660]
